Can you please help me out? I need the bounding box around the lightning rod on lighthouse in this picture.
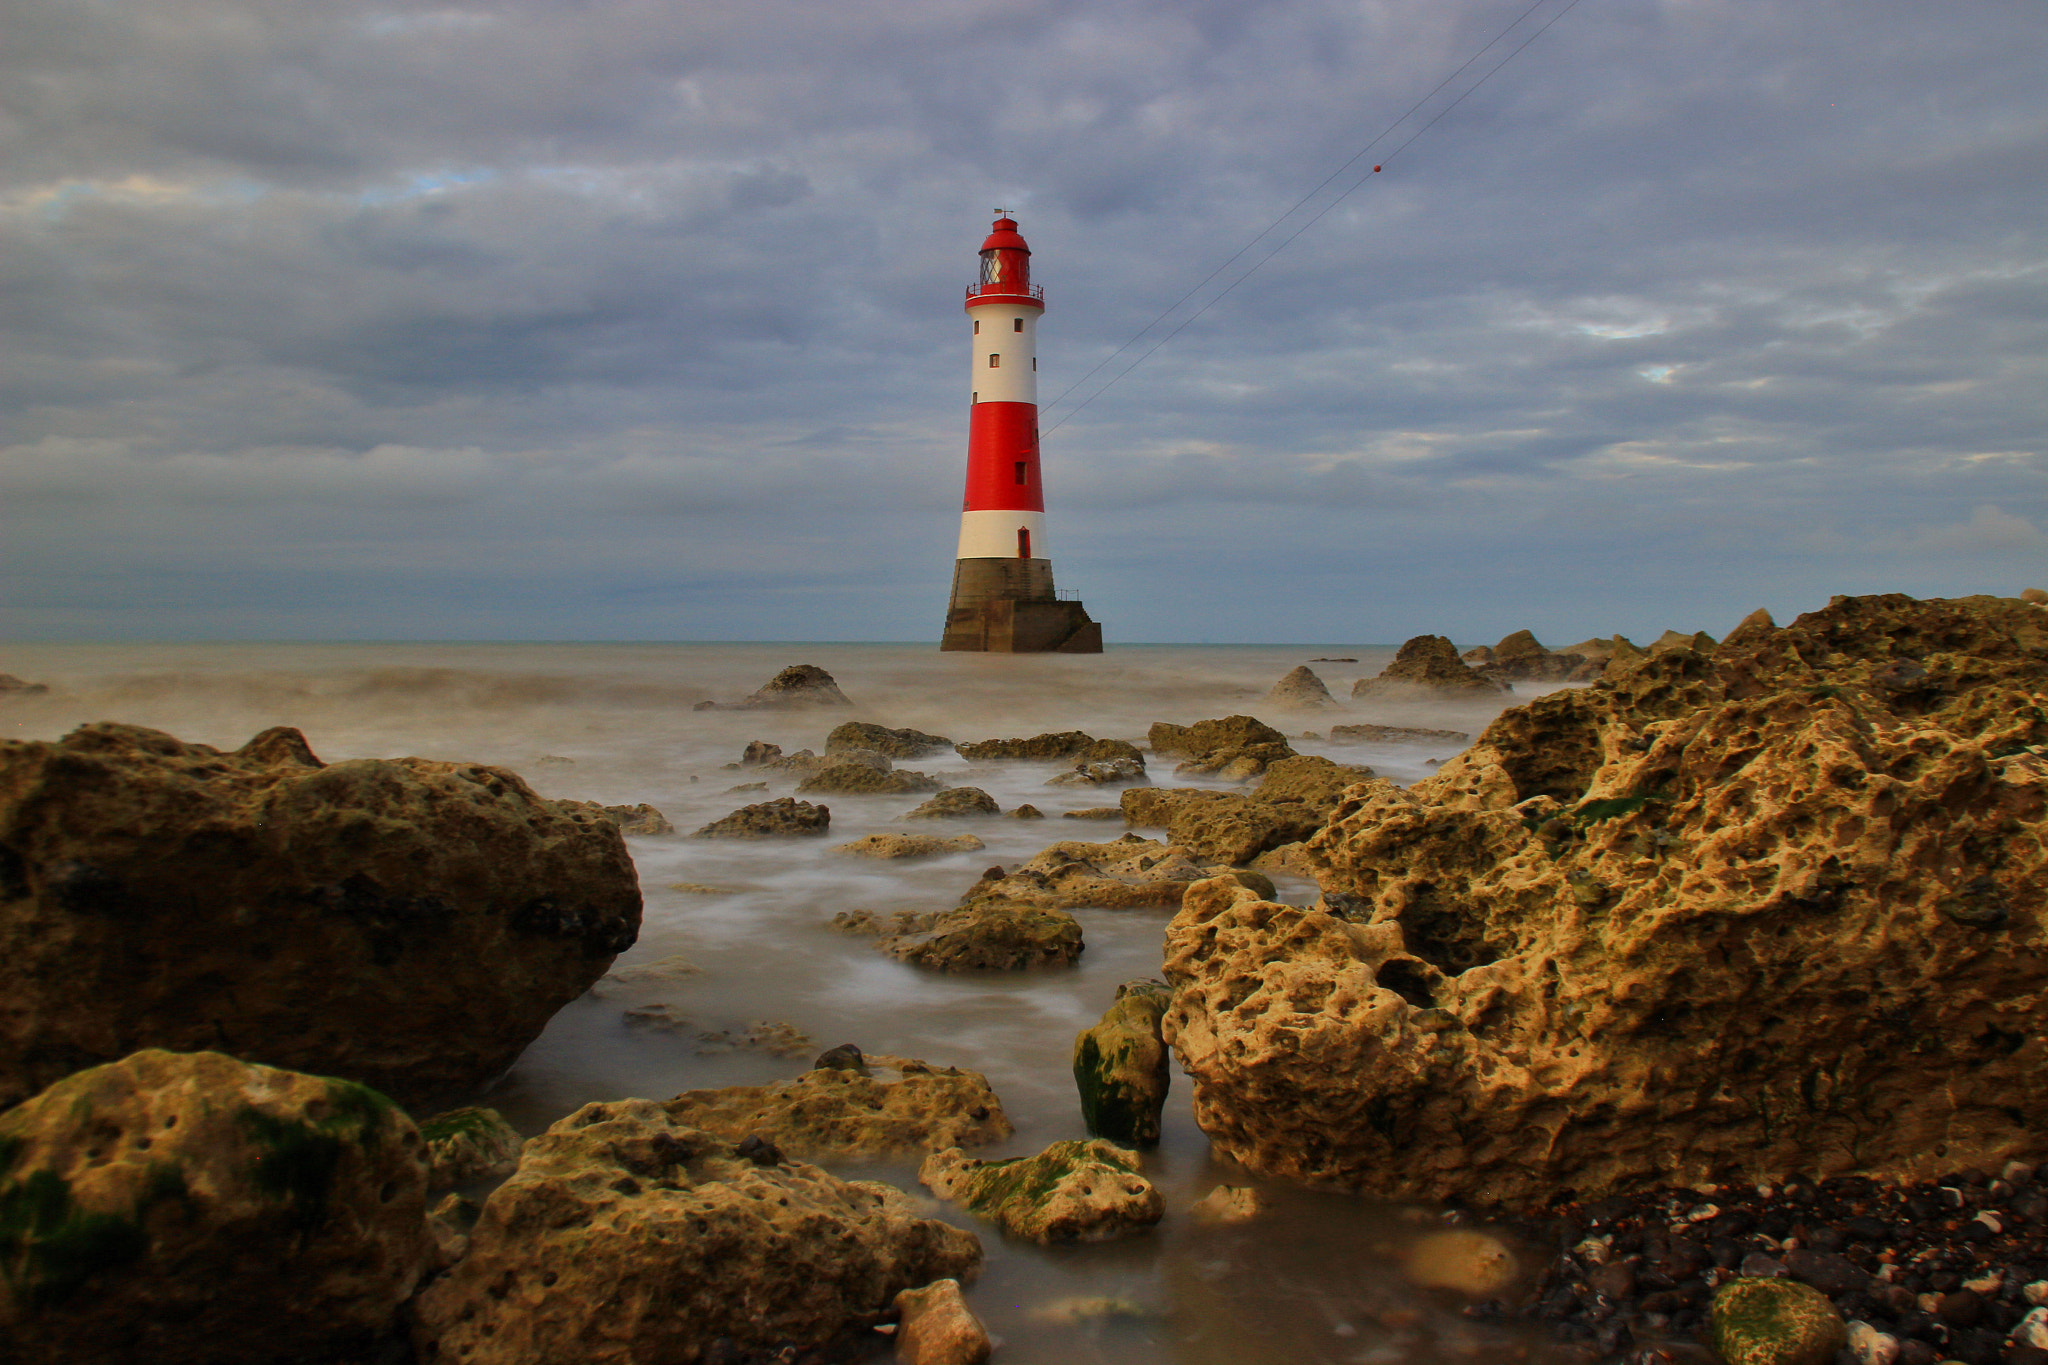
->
[939,213,1103,653]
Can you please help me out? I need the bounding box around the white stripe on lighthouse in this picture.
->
[966,304,1037,404]
[956,509,1048,561]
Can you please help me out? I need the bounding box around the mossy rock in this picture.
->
[1707,1277,1847,1365]
[921,1138,1164,1244]
[417,1107,523,1189]
[1073,983,1173,1147]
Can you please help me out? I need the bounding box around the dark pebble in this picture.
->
[1949,1327,2004,1365]
[1590,1262,1637,1299]
[1939,1288,1986,1326]
[1785,1248,1872,1296]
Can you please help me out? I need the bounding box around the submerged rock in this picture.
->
[1073,981,1173,1147]
[1163,593,2048,1204]
[920,1139,1163,1245]
[1400,1229,1519,1295]
[1329,723,1471,744]
[1351,635,1508,698]
[1044,755,1147,787]
[0,1049,431,1365]
[1189,1185,1270,1225]
[0,722,640,1107]
[692,796,831,838]
[411,1099,981,1364]
[419,1105,524,1189]
[826,722,956,760]
[662,1053,1013,1159]
[1264,665,1339,710]
[904,787,1002,819]
[834,833,986,860]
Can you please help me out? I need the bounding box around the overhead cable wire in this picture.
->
[1040,0,1590,435]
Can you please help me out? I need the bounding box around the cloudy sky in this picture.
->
[3,0,2043,645]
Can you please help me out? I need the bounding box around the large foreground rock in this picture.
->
[662,1052,1013,1158]
[0,1049,430,1365]
[412,1099,982,1364]
[0,723,640,1108]
[1163,593,2048,1204]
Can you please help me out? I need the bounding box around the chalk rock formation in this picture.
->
[956,731,1098,761]
[960,837,1211,910]
[1264,665,1339,710]
[692,795,831,838]
[920,1139,1163,1245]
[1351,636,1508,698]
[411,1099,981,1364]
[1120,756,1375,865]
[827,722,956,760]
[419,1106,524,1189]
[834,833,986,860]
[1148,715,1297,781]
[0,722,640,1108]
[744,663,855,708]
[662,1052,1012,1159]
[1163,593,2048,1204]
[904,787,1002,819]
[836,905,1084,972]
[0,1049,431,1365]
[1073,981,1173,1147]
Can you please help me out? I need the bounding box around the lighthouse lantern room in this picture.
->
[940,213,1103,653]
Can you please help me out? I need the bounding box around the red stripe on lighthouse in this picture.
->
[963,403,1043,512]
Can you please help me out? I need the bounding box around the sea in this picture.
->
[0,640,1569,1365]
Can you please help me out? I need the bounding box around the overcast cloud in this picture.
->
[3,0,2043,644]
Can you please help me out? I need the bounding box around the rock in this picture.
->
[827,722,956,760]
[2024,588,2048,604]
[1115,756,1371,866]
[740,740,783,765]
[0,674,49,696]
[1784,1248,1871,1296]
[1846,1320,1901,1365]
[893,1278,991,1365]
[691,796,831,838]
[1400,1230,1519,1295]
[919,1139,1164,1245]
[834,833,987,860]
[904,788,1002,819]
[556,799,675,835]
[724,781,768,793]
[1061,807,1124,820]
[1009,804,1045,820]
[956,732,1098,761]
[0,722,640,1107]
[959,837,1211,910]
[1707,1277,1848,1365]
[1473,629,1585,685]
[742,663,855,709]
[1189,1185,1270,1225]
[0,1049,430,1365]
[662,1054,1013,1159]
[1264,666,1339,710]
[1161,592,2048,1204]
[798,756,947,796]
[410,1100,982,1364]
[1330,723,1472,744]
[1045,755,1147,787]
[419,1106,524,1189]
[867,906,1085,972]
[1353,635,1508,698]
[666,883,735,895]
[1149,715,1297,781]
[1073,981,1173,1146]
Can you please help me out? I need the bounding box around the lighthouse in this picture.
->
[939,213,1103,653]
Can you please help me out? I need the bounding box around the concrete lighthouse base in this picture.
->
[940,558,1103,653]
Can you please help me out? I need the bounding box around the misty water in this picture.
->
[2,641,1576,1365]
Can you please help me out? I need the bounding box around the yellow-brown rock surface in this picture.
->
[1163,594,2048,1204]
[0,723,641,1108]
[662,1054,1013,1159]
[411,1099,982,1364]
[0,1049,431,1365]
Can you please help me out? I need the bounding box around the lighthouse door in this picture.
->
[1017,528,1031,559]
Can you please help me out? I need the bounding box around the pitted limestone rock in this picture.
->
[661,1053,1013,1159]
[919,1139,1164,1245]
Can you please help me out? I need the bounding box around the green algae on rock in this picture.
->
[1707,1277,1847,1365]
[0,1049,430,1365]
[417,1106,523,1189]
[919,1138,1164,1244]
[1072,981,1173,1147]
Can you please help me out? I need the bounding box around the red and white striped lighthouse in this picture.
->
[940,213,1102,653]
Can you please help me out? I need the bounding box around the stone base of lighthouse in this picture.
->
[940,558,1103,653]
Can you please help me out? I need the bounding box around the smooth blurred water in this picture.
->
[0,641,1568,1365]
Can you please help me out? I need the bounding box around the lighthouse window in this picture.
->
[988,354,1000,368]
[1012,318,1023,332]
[973,320,980,334]
[1014,461,1027,485]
